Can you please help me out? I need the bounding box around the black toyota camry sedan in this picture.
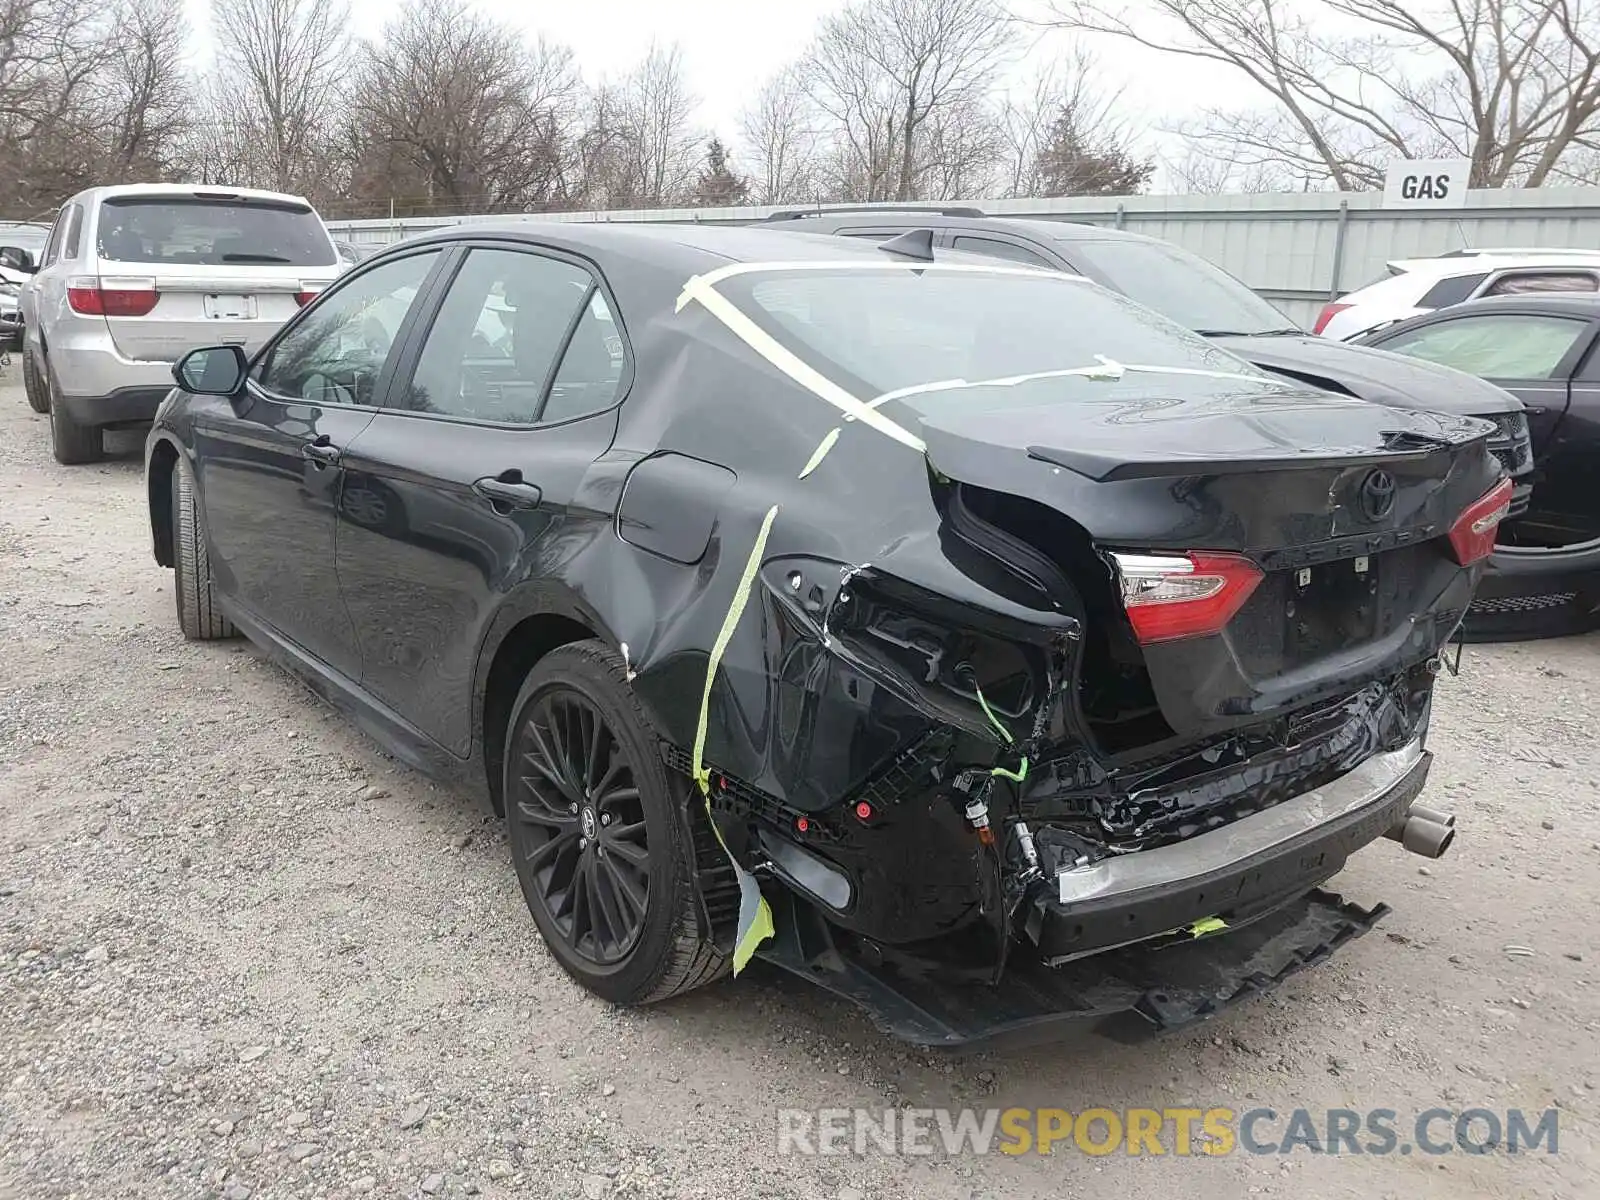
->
[145,223,1505,1045]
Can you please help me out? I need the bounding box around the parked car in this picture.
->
[20,184,343,463]
[146,223,1503,1044]
[1315,249,1600,341]
[0,220,52,286]
[1360,294,1600,639]
[764,210,1537,563]
[0,281,21,354]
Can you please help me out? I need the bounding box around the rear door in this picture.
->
[87,192,341,362]
[333,241,628,756]
[1369,309,1598,455]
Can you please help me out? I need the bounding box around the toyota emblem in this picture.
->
[1358,470,1397,522]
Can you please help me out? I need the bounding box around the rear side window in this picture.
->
[1417,272,1487,308]
[1483,271,1599,296]
[63,205,84,259]
[950,235,1056,270]
[95,197,337,267]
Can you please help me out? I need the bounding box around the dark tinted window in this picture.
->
[1059,237,1296,334]
[404,247,617,425]
[1417,272,1488,307]
[97,197,337,266]
[258,251,440,406]
[731,267,1261,414]
[951,235,1056,269]
[63,205,84,259]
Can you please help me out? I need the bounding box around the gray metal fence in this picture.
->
[328,187,1600,327]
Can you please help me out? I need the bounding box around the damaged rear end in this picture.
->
[690,265,1506,1044]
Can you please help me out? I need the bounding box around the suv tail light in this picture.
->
[294,283,325,307]
[67,276,158,317]
[1110,552,1263,644]
[1311,302,1352,335]
[1446,478,1514,566]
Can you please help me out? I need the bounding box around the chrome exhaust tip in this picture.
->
[1385,804,1456,859]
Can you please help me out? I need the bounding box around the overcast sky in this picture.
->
[184,0,1261,174]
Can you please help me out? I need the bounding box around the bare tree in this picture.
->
[802,0,1017,202]
[615,42,703,207]
[997,49,1141,197]
[740,66,823,204]
[1049,0,1600,189]
[209,0,351,195]
[350,0,583,213]
[99,0,190,178]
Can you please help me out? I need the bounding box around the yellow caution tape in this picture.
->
[798,427,841,479]
[691,505,781,973]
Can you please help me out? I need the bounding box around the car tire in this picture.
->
[504,640,730,1005]
[171,456,237,641]
[22,350,48,414]
[46,364,102,464]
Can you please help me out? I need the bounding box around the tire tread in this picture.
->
[172,458,236,640]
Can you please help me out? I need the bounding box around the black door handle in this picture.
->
[473,471,543,510]
[302,435,341,466]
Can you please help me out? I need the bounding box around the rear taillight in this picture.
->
[1446,477,1514,566]
[294,286,323,307]
[1312,302,1352,335]
[67,276,158,317]
[1111,552,1263,644]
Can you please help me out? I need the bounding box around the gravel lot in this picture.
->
[1,374,1597,1200]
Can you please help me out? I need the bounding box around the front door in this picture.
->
[333,242,627,755]
[194,247,446,674]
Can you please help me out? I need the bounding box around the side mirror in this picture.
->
[0,247,37,273]
[174,345,250,395]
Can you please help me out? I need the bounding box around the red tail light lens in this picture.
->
[1111,552,1263,644]
[1446,477,1514,566]
[1312,302,1352,335]
[294,290,321,307]
[67,277,159,317]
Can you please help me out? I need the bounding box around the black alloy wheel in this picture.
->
[502,641,730,1005]
[511,685,652,965]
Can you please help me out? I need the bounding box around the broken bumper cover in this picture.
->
[759,739,1427,1047]
[1029,737,1429,964]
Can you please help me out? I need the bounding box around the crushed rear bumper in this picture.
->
[758,739,1429,1048]
[762,885,1389,1048]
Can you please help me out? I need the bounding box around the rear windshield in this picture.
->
[96,198,336,267]
[727,267,1266,413]
[1062,238,1297,335]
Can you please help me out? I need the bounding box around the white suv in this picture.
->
[20,184,342,463]
[1316,249,1600,342]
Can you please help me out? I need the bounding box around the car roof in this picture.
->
[391,219,1007,276]
[766,209,1157,248]
[1417,293,1600,317]
[1385,252,1600,277]
[78,183,320,208]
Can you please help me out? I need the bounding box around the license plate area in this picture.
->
[1285,557,1381,658]
[204,293,255,319]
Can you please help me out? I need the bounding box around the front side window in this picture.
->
[1377,313,1591,380]
[96,197,337,267]
[403,247,618,425]
[257,251,441,406]
[726,266,1264,418]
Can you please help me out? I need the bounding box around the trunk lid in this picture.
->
[917,376,1502,738]
[98,264,331,362]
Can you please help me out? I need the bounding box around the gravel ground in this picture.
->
[1,375,1597,1200]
